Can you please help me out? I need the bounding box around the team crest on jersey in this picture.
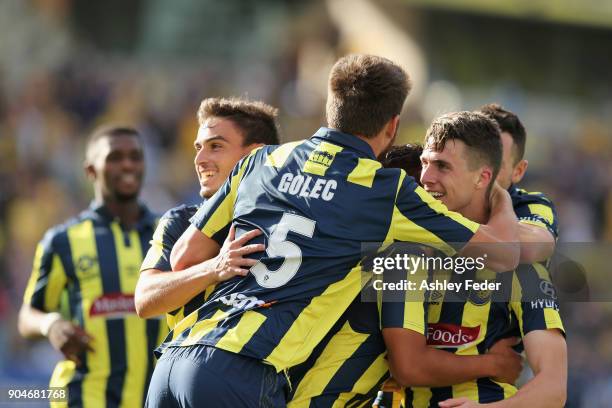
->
[428,290,443,303]
[468,282,492,306]
[76,255,97,280]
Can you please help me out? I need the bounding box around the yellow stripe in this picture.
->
[171,309,199,340]
[527,203,554,225]
[49,360,75,408]
[451,381,479,401]
[111,225,147,408]
[499,381,518,398]
[449,279,494,402]
[267,265,363,371]
[543,308,565,331]
[404,261,427,334]
[289,321,369,406]
[66,220,109,408]
[180,309,228,346]
[303,142,343,176]
[201,154,252,239]
[140,218,170,271]
[510,272,525,336]
[348,352,388,395]
[413,186,480,233]
[411,387,433,408]
[347,158,381,188]
[23,244,44,305]
[391,206,456,256]
[23,244,68,311]
[519,219,549,230]
[215,310,267,353]
[265,141,303,168]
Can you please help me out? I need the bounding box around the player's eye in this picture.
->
[211,143,223,151]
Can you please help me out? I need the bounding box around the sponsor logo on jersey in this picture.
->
[217,293,265,310]
[426,323,480,348]
[89,293,136,318]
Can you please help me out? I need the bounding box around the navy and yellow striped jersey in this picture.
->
[287,255,428,408]
[509,186,558,238]
[158,128,479,372]
[140,203,213,330]
[406,263,564,407]
[22,203,168,408]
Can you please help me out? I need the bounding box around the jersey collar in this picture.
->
[312,127,377,160]
[87,201,157,229]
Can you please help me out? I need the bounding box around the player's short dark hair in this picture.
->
[326,54,411,138]
[425,111,502,183]
[477,103,526,164]
[197,97,280,146]
[85,125,141,163]
[382,144,423,182]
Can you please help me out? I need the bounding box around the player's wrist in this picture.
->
[40,312,63,337]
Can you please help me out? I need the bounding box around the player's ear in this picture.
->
[512,159,528,184]
[476,166,493,190]
[386,115,400,139]
[84,160,97,182]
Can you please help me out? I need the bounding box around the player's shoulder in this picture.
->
[509,186,552,203]
[38,209,94,249]
[161,203,200,222]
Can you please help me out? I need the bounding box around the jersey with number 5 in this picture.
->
[156,128,480,372]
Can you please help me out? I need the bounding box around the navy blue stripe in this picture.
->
[428,386,453,408]
[93,219,126,408]
[515,264,548,333]
[56,227,86,406]
[139,227,160,403]
[476,377,505,403]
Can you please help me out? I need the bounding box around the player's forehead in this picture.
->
[91,134,142,159]
[422,138,467,164]
[195,117,245,145]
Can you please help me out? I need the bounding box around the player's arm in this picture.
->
[395,177,519,273]
[462,183,520,272]
[438,330,566,408]
[514,193,558,263]
[518,223,555,263]
[383,329,522,387]
[18,233,93,365]
[136,226,263,318]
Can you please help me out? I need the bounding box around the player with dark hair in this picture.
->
[161,55,519,407]
[477,103,558,263]
[408,111,567,407]
[382,143,424,182]
[19,126,168,407]
[135,97,281,325]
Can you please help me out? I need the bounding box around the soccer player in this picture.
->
[409,111,567,407]
[477,103,558,263]
[18,126,168,407]
[163,54,519,407]
[135,97,280,329]
[287,136,524,407]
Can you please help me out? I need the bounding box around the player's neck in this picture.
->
[99,197,141,228]
[458,192,489,224]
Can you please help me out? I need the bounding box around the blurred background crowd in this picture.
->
[1,0,611,406]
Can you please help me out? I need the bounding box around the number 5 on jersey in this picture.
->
[250,213,316,288]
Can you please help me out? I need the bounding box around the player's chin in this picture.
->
[115,189,141,202]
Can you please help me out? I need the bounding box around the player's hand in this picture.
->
[211,225,265,283]
[487,336,523,384]
[489,182,510,208]
[438,397,482,407]
[47,320,94,366]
